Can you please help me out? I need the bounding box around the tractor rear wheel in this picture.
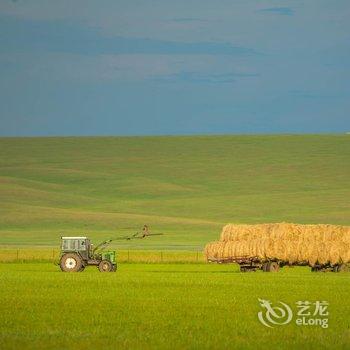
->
[60,253,83,272]
[98,260,114,272]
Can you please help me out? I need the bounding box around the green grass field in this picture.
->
[1,135,349,349]
[1,135,349,249]
[0,248,204,264]
[0,263,349,350]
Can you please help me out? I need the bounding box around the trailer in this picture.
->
[207,256,349,273]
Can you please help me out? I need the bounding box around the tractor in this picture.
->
[60,236,117,272]
[59,225,161,272]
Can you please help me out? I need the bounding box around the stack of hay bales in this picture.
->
[204,223,350,266]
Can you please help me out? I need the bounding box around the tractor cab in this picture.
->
[61,236,91,259]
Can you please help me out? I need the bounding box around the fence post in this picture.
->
[160,251,163,263]
[196,251,199,262]
[128,250,130,263]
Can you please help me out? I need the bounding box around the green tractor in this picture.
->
[60,236,117,272]
[59,225,162,272]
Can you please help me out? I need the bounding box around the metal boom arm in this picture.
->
[93,226,163,253]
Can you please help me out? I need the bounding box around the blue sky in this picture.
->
[0,0,349,136]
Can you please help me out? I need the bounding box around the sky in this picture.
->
[0,0,349,136]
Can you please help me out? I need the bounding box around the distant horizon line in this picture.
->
[0,132,349,139]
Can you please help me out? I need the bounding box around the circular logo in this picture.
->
[258,298,293,328]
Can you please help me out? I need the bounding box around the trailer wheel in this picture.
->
[334,264,348,273]
[60,253,83,272]
[98,260,114,272]
[265,262,279,272]
[311,265,321,272]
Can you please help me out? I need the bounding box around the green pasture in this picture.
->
[0,248,204,264]
[1,135,349,349]
[0,263,349,350]
[1,135,349,249]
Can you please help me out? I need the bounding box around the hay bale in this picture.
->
[205,222,350,266]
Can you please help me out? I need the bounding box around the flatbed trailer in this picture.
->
[207,256,348,273]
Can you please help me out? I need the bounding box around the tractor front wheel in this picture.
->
[98,260,114,272]
[60,253,83,272]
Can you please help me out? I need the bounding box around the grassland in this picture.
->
[0,263,349,350]
[1,135,350,349]
[0,248,204,264]
[1,135,349,249]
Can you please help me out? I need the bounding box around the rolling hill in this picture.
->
[0,135,349,249]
